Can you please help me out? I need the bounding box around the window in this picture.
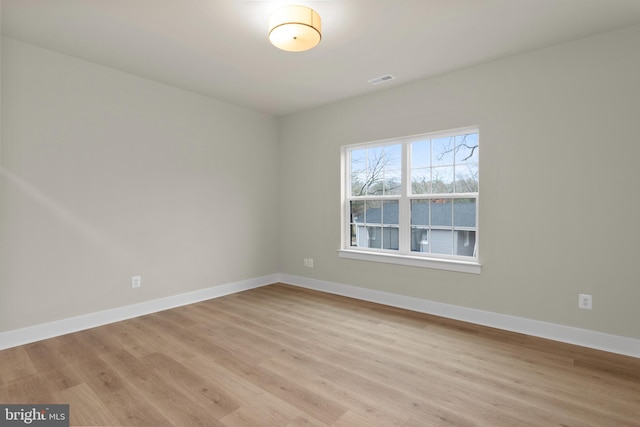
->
[340,127,480,273]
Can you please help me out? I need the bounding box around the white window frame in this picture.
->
[338,126,481,274]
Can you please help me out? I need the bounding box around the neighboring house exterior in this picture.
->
[351,200,476,257]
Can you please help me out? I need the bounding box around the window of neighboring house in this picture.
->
[340,127,480,274]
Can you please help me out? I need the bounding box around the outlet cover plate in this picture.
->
[579,293,592,310]
[132,275,141,288]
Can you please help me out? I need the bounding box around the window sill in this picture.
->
[337,249,481,274]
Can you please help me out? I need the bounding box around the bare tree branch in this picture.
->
[353,146,399,196]
[436,134,477,162]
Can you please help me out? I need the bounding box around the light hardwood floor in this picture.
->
[1,283,639,426]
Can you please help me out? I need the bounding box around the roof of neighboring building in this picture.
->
[353,200,476,227]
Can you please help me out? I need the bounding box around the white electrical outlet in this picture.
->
[303,258,314,268]
[578,293,592,310]
[132,275,141,288]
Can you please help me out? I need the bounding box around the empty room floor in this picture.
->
[1,283,639,426]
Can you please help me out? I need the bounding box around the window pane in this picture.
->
[430,230,453,255]
[431,199,452,227]
[351,172,367,196]
[432,136,455,166]
[353,225,367,247]
[431,167,454,193]
[411,140,430,169]
[454,198,476,228]
[454,230,476,256]
[350,224,357,246]
[384,170,402,195]
[383,144,402,170]
[411,227,429,252]
[364,200,382,224]
[351,148,367,174]
[382,200,399,225]
[366,175,384,196]
[367,146,384,169]
[367,144,402,195]
[378,144,401,195]
[350,200,364,223]
[349,143,403,197]
[367,226,382,248]
[455,133,479,164]
[454,164,478,193]
[411,199,429,226]
[383,226,399,250]
[411,168,430,194]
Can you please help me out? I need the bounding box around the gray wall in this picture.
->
[2,24,639,341]
[278,24,640,339]
[0,38,279,332]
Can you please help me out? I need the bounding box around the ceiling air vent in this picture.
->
[368,74,395,85]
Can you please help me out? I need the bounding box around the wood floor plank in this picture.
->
[139,352,240,419]
[0,346,37,384]
[2,373,56,404]
[0,283,639,426]
[95,386,175,426]
[40,366,84,393]
[285,415,327,427]
[23,340,69,373]
[55,383,121,427]
[122,316,198,363]
[191,354,307,427]
[99,348,226,427]
[74,354,126,396]
[213,354,347,425]
[332,410,404,427]
[260,352,420,426]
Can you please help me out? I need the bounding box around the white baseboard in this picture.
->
[0,274,277,351]
[278,274,640,359]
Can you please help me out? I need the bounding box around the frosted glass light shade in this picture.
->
[268,5,321,52]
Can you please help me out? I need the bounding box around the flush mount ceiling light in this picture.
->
[268,5,322,52]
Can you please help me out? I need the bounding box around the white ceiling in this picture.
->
[3,0,640,116]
